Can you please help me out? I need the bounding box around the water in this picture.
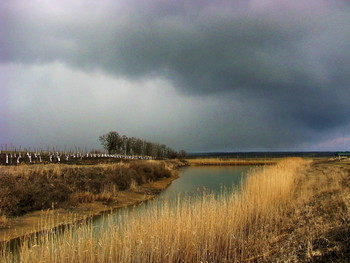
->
[159,166,251,199]
[93,165,252,230]
[2,165,253,261]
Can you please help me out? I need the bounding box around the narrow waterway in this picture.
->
[160,165,251,199]
[93,165,252,230]
[2,165,254,261]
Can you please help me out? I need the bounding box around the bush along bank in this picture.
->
[0,161,177,218]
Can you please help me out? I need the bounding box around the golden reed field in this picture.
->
[1,158,349,262]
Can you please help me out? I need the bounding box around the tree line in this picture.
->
[99,131,186,159]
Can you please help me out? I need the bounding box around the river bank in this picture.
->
[266,159,350,261]
[2,157,349,262]
[0,175,179,242]
[0,160,184,242]
[0,158,267,242]
[0,157,329,263]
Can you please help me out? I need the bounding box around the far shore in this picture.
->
[185,157,277,166]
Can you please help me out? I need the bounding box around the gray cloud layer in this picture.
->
[1,0,350,151]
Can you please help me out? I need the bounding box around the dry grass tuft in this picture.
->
[95,191,114,202]
[70,192,96,203]
[0,215,8,229]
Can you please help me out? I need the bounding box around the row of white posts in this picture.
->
[1,151,154,165]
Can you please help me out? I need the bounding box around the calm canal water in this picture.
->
[6,165,254,256]
[93,165,253,228]
[159,165,252,199]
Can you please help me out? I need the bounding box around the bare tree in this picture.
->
[99,131,120,154]
[99,131,186,159]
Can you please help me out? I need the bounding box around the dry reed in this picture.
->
[0,215,7,229]
[0,158,310,262]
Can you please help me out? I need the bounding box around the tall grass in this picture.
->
[0,158,310,262]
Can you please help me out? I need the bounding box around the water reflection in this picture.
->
[159,166,251,199]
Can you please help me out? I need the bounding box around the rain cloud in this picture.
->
[1,0,350,151]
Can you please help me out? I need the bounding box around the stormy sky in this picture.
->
[1,0,350,152]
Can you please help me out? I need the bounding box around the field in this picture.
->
[1,157,348,262]
[186,157,277,166]
[0,151,155,166]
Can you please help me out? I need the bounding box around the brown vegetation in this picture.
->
[1,158,349,262]
[186,158,276,166]
[0,161,174,218]
[0,215,7,229]
[266,159,350,262]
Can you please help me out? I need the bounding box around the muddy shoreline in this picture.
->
[0,160,185,243]
[0,173,179,243]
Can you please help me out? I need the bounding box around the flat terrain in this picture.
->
[267,159,350,262]
[185,158,277,166]
[1,158,349,262]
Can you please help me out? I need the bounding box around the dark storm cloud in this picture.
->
[1,0,350,151]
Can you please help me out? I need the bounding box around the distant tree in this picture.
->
[166,148,178,159]
[160,144,167,157]
[133,138,144,155]
[145,142,154,156]
[121,135,128,155]
[126,137,134,155]
[178,150,187,158]
[99,131,120,154]
[99,131,183,159]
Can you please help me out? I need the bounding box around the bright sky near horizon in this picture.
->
[1,0,350,152]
